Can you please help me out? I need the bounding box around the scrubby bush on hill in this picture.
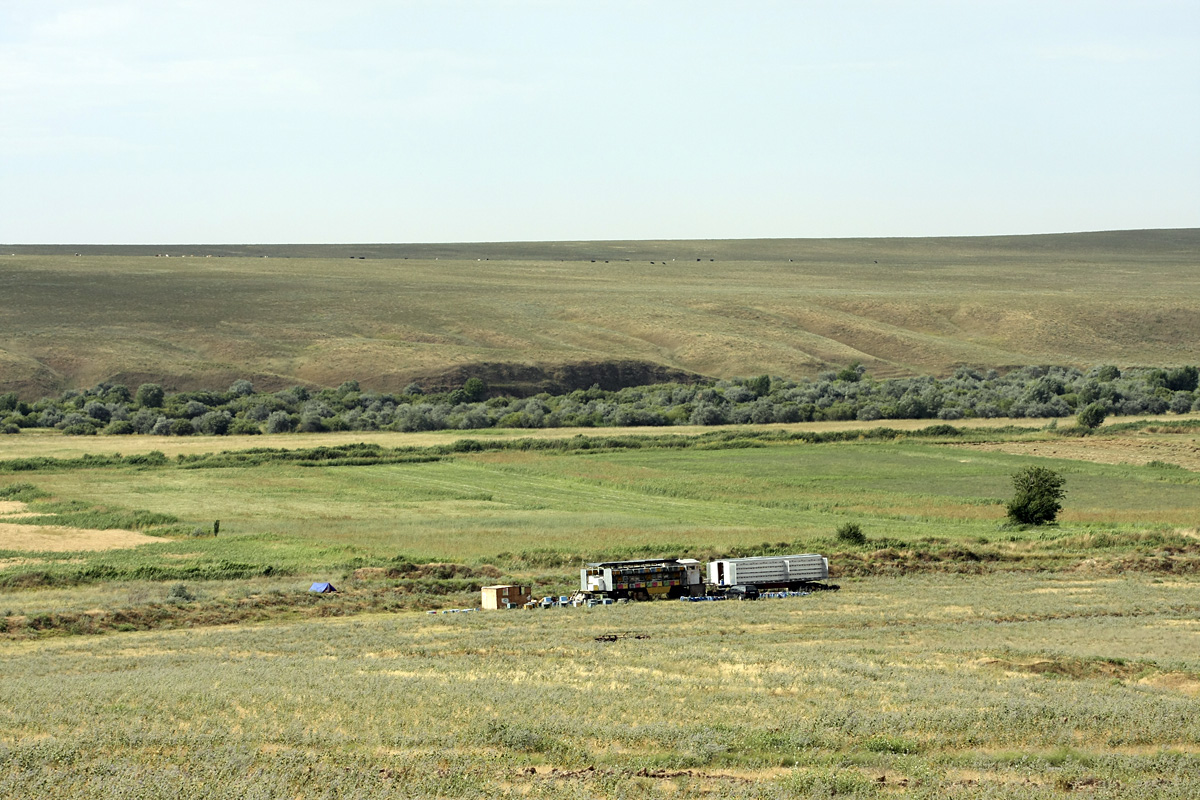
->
[265,410,294,434]
[135,383,164,408]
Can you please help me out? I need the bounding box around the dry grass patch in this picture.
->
[961,434,1200,471]
[0,522,167,552]
[971,655,1200,694]
[1140,673,1200,696]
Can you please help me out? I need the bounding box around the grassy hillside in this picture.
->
[1,229,1197,397]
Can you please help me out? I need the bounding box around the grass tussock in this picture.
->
[0,482,50,501]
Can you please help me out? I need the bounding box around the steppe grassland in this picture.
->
[3,230,1198,392]
[0,573,1197,798]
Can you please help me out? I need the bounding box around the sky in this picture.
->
[1,1,1197,244]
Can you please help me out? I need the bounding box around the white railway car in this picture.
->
[707,553,829,590]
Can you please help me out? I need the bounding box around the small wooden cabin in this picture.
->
[481,585,531,610]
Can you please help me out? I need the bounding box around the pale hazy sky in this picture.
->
[2,1,1197,244]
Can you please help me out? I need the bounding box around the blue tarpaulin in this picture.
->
[309,582,337,593]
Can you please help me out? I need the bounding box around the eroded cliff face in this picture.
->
[410,360,706,397]
[0,358,703,402]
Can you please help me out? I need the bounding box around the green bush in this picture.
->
[1076,402,1106,430]
[229,418,262,435]
[1165,366,1198,392]
[135,383,164,408]
[462,377,488,402]
[746,374,771,397]
[265,411,294,434]
[836,522,867,545]
[835,363,863,382]
[229,379,255,397]
[1006,466,1066,525]
[195,410,232,435]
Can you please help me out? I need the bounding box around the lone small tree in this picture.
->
[463,377,488,402]
[1006,466,1066,525]
[1076,402,1107,431]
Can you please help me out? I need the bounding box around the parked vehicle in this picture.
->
[724,584,759,600]
[579,557,705,601]
[579,554,835,601]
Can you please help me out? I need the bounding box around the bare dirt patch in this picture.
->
[0,523,167,552]
[0,501,29,515]
[958,435,1200,471]
[973,657,1143,681]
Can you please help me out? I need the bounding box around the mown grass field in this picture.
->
[3,229,1198,396]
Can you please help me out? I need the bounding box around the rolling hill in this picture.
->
[1,229,1197,398]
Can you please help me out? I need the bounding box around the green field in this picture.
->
[1,419,1197,618]
[3,229,1198,397]
[15,434,1200,561]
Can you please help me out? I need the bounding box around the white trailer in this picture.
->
[707,554,829,589]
